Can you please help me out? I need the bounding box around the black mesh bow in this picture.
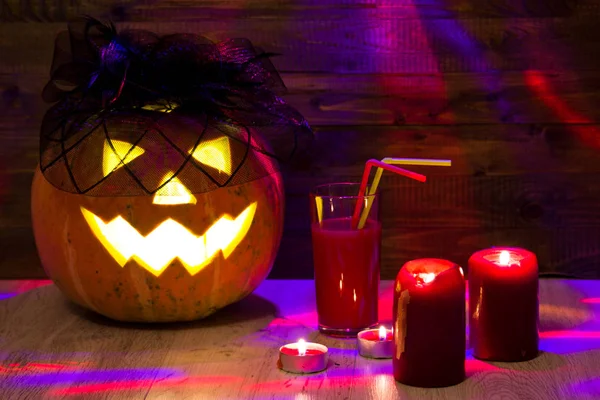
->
[40,17,313,196]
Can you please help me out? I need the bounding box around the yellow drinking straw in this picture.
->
[356,157,452,229]
[315,195,324,225]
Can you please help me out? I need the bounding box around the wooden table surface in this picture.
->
[0,279,599,400]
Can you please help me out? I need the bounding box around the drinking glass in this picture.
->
[310,182,381,337]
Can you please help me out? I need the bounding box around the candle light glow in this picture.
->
[415,272,436,285]
[499,250,510,266]
[379,326,387,341]
[297,339,307,357]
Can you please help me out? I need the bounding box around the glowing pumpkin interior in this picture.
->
[81,136,256,277]
[32,115,285,323]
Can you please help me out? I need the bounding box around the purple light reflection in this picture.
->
[540,330,600,355]
[581,298,600,304]
[327,347,362,360]
[568,378,600,399]
[5,367,183,386]
[0,280,52,301]
[568,280,600,298]
[415,0,513,119]
[539,281,600,354]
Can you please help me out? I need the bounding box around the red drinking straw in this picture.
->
[351,159,426,229]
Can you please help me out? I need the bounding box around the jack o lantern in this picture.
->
[31,19,311,322]
[32,113,285,322]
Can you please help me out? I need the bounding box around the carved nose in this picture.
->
[153,174,197,205]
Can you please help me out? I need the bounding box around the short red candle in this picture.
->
[357,327,394,358]
[278,340,328,374]
[468,247,539,361]
[393,259,465,388]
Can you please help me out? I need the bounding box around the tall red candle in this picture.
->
[468,247,538,361]
[393,259,465,388]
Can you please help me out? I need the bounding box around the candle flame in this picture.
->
[297,338,307,356]
[379,326,387,341]
[416,272,436,284]
[499,250,510,266]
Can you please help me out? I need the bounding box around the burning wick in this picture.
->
[416,272,436,284]
[379,326,387,341]
[498,250,511,266]
[297,339,307,356]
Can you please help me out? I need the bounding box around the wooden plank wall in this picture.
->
[2,0,600,279]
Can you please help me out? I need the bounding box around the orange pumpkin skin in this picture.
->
[31,165,284,322]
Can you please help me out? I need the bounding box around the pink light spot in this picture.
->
[379,285,394,323]
[0,361,86,375]
[52,375,242,395]
[266,317,301,328]
[581,298,600,304]
[540,330,600,339]
[465,359,499,375]
[0,280,53,300]
[279,311,318,327]
[525,70,600,149]
[14,280,53,292]
[28,363,68,370]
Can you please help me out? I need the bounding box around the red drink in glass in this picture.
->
[310,183,381,336]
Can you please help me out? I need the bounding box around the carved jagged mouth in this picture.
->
[80,203,257,277]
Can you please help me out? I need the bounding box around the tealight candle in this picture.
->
[357,325,394,359]
[278,339,328,374]
[469,247,539,361]
[393,258,465,388]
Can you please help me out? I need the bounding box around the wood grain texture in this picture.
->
[0,279,598,399]
[0,0,589,23]
[0,228,43,279]
[4,71,600,126]
[2,0,600,280]
[3,12,600,74]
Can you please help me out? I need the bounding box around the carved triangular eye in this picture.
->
[103,140,145,177]
[189,137,232,176]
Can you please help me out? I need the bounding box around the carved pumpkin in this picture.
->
[31,114,285,322]
[32,19,312,322]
